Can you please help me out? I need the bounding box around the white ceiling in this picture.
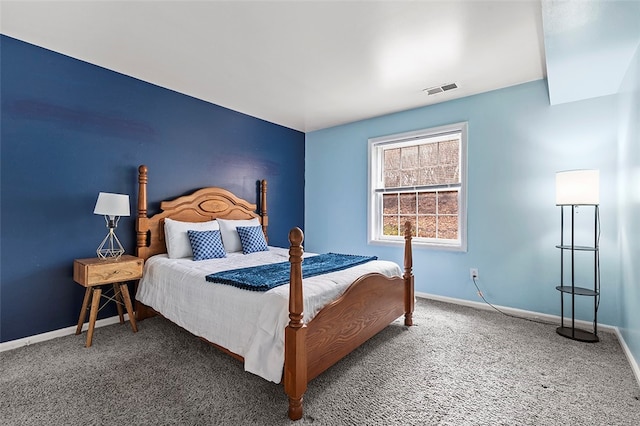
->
[1,0,624,133]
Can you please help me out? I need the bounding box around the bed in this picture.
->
[134,165,414,420]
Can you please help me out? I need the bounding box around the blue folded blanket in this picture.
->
[205,252,378,292]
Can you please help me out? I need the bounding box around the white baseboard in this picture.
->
[416,292,640,389]
[0,314,129,353]
[613,327,640,389]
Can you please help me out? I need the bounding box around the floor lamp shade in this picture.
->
[555,170,600,205]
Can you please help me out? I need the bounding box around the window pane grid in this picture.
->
[380,189,459,240]
[383,138,460,190]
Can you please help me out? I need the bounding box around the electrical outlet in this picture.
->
[470,268,479,280]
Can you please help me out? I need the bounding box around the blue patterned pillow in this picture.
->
[236,226,269,254]
[187,230,226,261]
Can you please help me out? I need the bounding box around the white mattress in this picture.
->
[135,247,402,383]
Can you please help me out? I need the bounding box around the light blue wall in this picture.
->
[618,44,640,365]
[306,79,623,327]
[542,0,640,105]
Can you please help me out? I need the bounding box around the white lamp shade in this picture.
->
[555,170,600,205]
[93,192,130,217]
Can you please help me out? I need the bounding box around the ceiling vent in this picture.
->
[424,83,458,95]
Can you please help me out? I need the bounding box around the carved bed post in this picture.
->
[284,227,307,421]
[403,221,414,326]
[261,179,269,243]
[136,165,148,256]
[135,165,154,321]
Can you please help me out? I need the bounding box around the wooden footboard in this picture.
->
[284,222,414,420]
[305,273,405,381]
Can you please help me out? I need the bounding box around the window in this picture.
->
[368,122,467,251]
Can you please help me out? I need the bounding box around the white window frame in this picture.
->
[368,122,468,251]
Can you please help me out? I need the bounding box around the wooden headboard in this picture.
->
[136,165,268,260]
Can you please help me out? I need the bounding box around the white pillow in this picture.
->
[164,218,219,259]
[217,218,261,253]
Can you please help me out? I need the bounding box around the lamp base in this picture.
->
[97,248,125,261]
[97,229,125,261]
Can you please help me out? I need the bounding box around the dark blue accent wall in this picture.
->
[0,35,305,343]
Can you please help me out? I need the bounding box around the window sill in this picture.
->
[368,238,467,252]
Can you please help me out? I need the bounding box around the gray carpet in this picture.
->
[1,298,639,425]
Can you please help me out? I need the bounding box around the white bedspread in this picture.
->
[135,247,401,383]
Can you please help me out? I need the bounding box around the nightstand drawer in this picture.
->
[74,255,144,287]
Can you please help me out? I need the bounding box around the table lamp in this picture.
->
[94,192,130,260]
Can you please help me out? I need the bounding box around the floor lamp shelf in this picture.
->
[555,204,600,343]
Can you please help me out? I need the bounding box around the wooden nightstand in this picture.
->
[73,254,144,347]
